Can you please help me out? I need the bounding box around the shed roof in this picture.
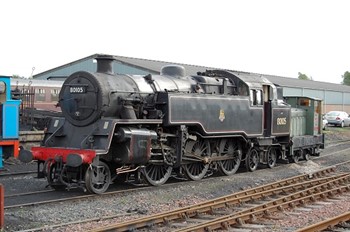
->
[33,54,211,78]
[33,53,350,93]
[229,71,273,87]
[265,74,350,92]
[11,79,63,88]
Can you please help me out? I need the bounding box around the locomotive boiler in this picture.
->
[19,55,324,193]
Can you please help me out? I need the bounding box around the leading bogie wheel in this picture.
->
[47,162,66,190]
[143,163,173,186]
[184,140,210,181]
[85,161,111,194]
[218,139,242,175]
[246,148,259,172]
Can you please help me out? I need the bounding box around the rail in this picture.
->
[296,211,350,232]
[89,167,339,232]
[171,174,350,232]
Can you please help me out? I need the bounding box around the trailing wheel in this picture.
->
[293,154,299,163]
[183,139,210,181]
[218,139,242,175]
[267,147,277,168]
[246,148,259,172]
[85,161,111,194]
[303,149,310,161]
[292,150,301,163]
[143,163,173,186]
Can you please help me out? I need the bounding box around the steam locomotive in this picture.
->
[0,76,21,167]
[19,55,324,194]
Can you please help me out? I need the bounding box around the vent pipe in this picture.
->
[95,55,115,75]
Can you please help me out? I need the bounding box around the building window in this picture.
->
[35,88,45,101]
[51,89,59,101]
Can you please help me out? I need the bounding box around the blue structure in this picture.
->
[0,76,21,168]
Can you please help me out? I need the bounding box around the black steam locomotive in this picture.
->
[19,55,324,194]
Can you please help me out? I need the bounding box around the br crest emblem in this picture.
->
[219,109,225,122]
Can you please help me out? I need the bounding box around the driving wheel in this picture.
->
[183,139,210,181]
[218,139,242,175]
[143,163,173,186]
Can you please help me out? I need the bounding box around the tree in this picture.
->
[298,72,312,80]
[12,75,26,79]
[342,71,350,86]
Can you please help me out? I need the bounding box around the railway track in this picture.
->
[4,143,350,209]
[316,146,350,159]
[4,178,189,209]
[4,153,347,209]
[5,189,54,199]
[171,176,350,232]
[89,167,350,232]
[324,138,350,148]
[296,211,350,232]
[4,161,350,231]
[0,170,36,178]
[3,139,350,231]
[4,184,141,209]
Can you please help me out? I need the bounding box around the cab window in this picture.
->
[0,81,6,103]
[0,81,6,94]
[250,89,263,106]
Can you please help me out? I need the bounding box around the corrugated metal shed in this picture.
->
[34,54,212,80]
[33,53,350,102]
[265,74,350,93]
[31,53,350,112]
[34,53,350,92]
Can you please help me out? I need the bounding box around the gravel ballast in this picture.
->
[1,126,350,231]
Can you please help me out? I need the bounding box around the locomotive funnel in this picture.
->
[96,55,115,75]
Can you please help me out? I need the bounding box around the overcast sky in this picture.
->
[1,0,349,84]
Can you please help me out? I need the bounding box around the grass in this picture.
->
[323,126,350,134]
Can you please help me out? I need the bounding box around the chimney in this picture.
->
[95,54,115,75]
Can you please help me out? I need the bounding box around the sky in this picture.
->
[1,0,349,84]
